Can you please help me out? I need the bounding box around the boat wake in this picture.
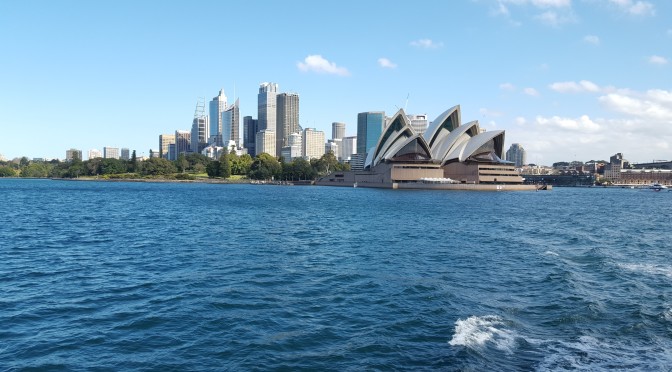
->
[448,315,517,353]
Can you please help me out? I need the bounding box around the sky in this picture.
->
[0,0,670,164]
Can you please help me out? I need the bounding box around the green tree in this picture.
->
[99,158,127,175]
[141,158,177,176]
[0,166,16,177]
[219,152,231,179]
[19,157,30,167]
[176,153,188,173]
[185,153,210,172]
[20,162,50,178]
[206,161,220,178]
[231,154,253,175]
[128,150,138,173]
[248,153,281,180]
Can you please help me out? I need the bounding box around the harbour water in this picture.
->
[2,179,671,370]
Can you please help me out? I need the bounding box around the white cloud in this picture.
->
[608,0,655,16]
[583,35,600,45]
[377,58,397,69]
[508,87,672,164]
[524,87,540,96]
[297,55,350,76]
[536,115,601,132]
[480,108,505,117]
[500,0,571,8]
[534,10,575,26]
[549,80,601,93]
[409,39,444,49]
[649,55,668,65]
[599,89,672,121]
[499,82,516,91]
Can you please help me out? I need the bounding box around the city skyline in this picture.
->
[1,1,671,164]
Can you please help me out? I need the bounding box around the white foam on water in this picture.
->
[617,263,672,278]
[448,315,516,353]
[663,308,672,322]
[543,251,559,257]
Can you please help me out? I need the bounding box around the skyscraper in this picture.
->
[258,82,278,132]
[303,128,325,160]
[505,143,526,167]
[407,114,429,135]
[276,92,300,157]
[120,148,130,161]
[65,148,82,161]
[88,149,102,160]
[191,117,209,153]
[243,116,258,156]
[103,147,120,159]
[159,134,175,159]
[175,130,191,157]
[209,89,227,143]
[357,112,384,155]
[341,136,357,161]
[255,130,276,157]
[221,98,240,147]
[332,122,346,140]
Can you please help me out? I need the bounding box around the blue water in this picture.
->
[1,179,671,371]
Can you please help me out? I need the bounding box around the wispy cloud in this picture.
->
[549,80,601,93]
[649,55,668,65]
[524,87,540,96]
[583,35,600,45]
[668,29,672,37]
[608,0,655,16]
[534,10,575,26]
[377,58,397,69]
[499,82,516,91]
[409,39,443,49]
[297,55,350,76]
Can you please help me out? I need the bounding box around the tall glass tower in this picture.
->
[209,89,227,143]
[258,82,278,132]
[357,112,384,155]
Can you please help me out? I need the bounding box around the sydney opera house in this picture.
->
[317,105,544,190]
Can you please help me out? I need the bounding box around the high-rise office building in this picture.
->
[341,136,357,161]
[104,147,120,159]
[191,117,209,153]
[326,140,340,160]
[276,92,299,157]
[221,98,240,147]
[120,148,130,160]
[332,122,346,140]
[88,149,102,160]
[505,143,526,167]
[281,132,302,162]
[357,112,384,155]
[65,148,82,162]
[407,114,429,135]
[243,116,258,156]
[209,89,227,143]
[258,82,278,132]
[159,134,175,159]
[255,130,276,156]
[303,128,325,160]
[175,130,191,157]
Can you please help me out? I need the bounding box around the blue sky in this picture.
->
[1,0,670,164]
